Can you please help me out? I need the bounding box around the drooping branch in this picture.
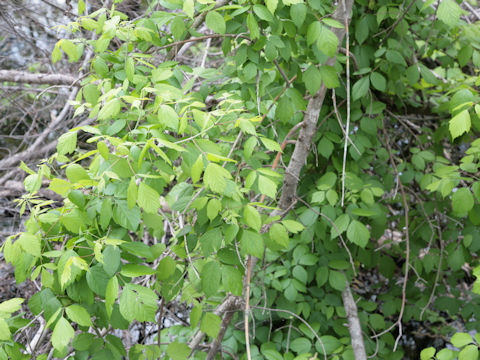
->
[0,70,81,86]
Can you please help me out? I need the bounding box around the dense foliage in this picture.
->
[2,0,480,359]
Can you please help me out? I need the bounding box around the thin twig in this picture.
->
[244,256,253,360]
[261,74,297,123]
[157,297,165,349]
[340,6,351,207]
[332,89,360,155]
[372,119,411,352]
[251,306,327,359]
[158,34,249,51]
[259,121,305,204]
[420,213,444,320]
[297,196,356,276]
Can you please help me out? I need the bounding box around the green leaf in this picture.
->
[183,0,194,18]
[222,266,243,296]
[191,155,204,184]
[18,233,41,257]
[157,256,176,280]
[100,198,112,229]
[265,0,278,14]
[206,11,226,34]
[204,162,232,194]
[317,25,339,57]
[244,205,262,232]
[331,214,350,238]
[52,317,74,352]
[253,5,273,21]
[247,12,260,39]
[320,65,340,88]
[304,65,322,95]
[119,283,158,322]
[138,182,160,214]
[158,104,179,131]
[200,312,221,338]
[370,72,386,91]
[0,318,10,341]
[269,223,289,249]
[103,245,121,276]
[127,177,137,209]
[60,39,80,62]
[167,341,191,360]
[355,17,369,44]
[317,335,342,355]
[282,220,304,233]
[171,16,186,40]
[207,198,222,221]
[202,261,221,297]
[346,220,370,247]
[0,298,23,316]
[258,175,277,199]
[125,57,134,81]
[307,21,321,45]
[452,332,474,348]
[52,44,62,64]
[260,137,281,152]
[328,270,346,291]
[290,4,307,27]
[459,345,478,360]
[452,188,474,215]
[65,305,92,327]
[66,164,90,183]
[293,265,308,283]
[105,276,119,318]
[449,110,471,140]
[438,0,462,27]
[121,264,156,277]
[290,337,311,354]
[98,99,122,121]
[199,228,223,256]
[57,131,77,155]
[241,230,264,258]
[352,77,370,101]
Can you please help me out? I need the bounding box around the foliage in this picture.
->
[2,0,480,359]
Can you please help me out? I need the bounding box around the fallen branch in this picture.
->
[0,70,80,86]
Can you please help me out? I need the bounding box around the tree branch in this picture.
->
[0,70,81,86]
[277,0,354,211]
[342,284,367,360]
[165,0,230,60]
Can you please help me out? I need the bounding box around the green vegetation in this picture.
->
[2,0,480,359]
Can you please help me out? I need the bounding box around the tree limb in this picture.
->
[342,284,367,360]
[0,70,81,86]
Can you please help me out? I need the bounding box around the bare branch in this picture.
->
[342,284,367,360]
[0,70,81,86]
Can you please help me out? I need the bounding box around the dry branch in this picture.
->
[0,70,80,86]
